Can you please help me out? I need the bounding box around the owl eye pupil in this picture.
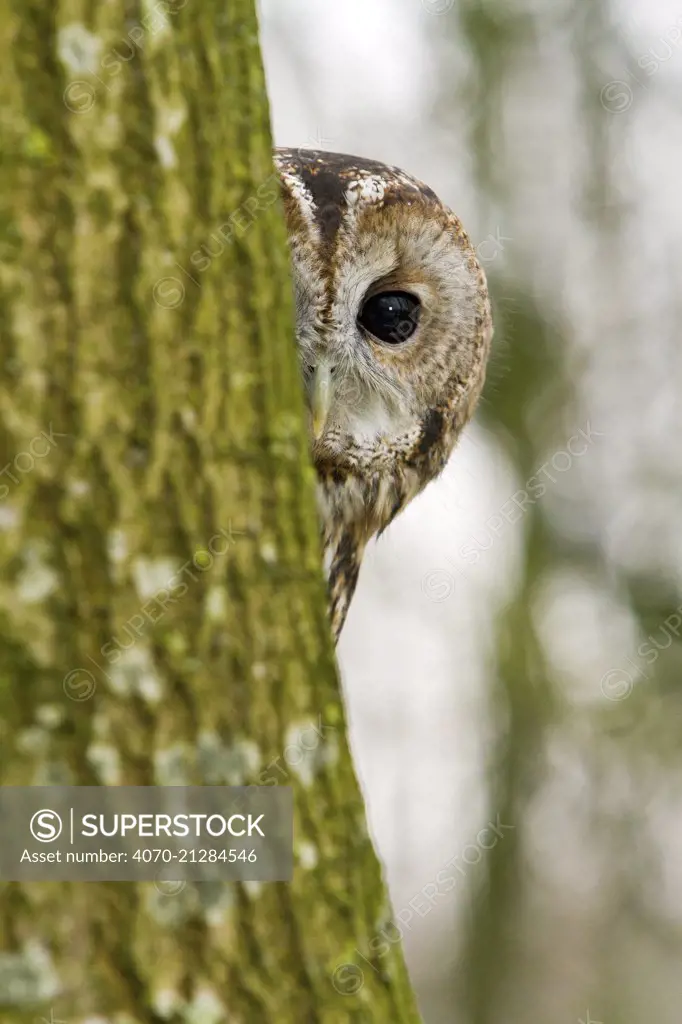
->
[358,291,421,344]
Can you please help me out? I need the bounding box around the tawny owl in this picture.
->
[274,148,493,641]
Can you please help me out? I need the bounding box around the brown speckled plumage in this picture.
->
[274,148,493,641]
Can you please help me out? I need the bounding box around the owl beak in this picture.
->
[311,362,334,440]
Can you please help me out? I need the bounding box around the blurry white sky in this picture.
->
[259,0,682,1013]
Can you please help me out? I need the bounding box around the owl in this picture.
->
[274,148,493,641]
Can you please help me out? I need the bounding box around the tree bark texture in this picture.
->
[0,1,421,1021]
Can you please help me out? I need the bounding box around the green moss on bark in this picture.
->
[0,1,421,1020]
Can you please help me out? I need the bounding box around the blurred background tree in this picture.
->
[262,0,682,1020]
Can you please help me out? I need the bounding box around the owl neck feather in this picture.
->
[315,403,457,641]
[318,466,411,641]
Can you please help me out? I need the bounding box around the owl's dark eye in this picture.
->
[358,291,421,345]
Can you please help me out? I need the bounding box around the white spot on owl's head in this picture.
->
[345,176,386,205]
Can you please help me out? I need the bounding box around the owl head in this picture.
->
[275,148,493,638]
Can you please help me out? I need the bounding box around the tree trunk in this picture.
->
[0,1,421,1021]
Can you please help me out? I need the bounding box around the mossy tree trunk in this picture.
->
[0,1,421,1021]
